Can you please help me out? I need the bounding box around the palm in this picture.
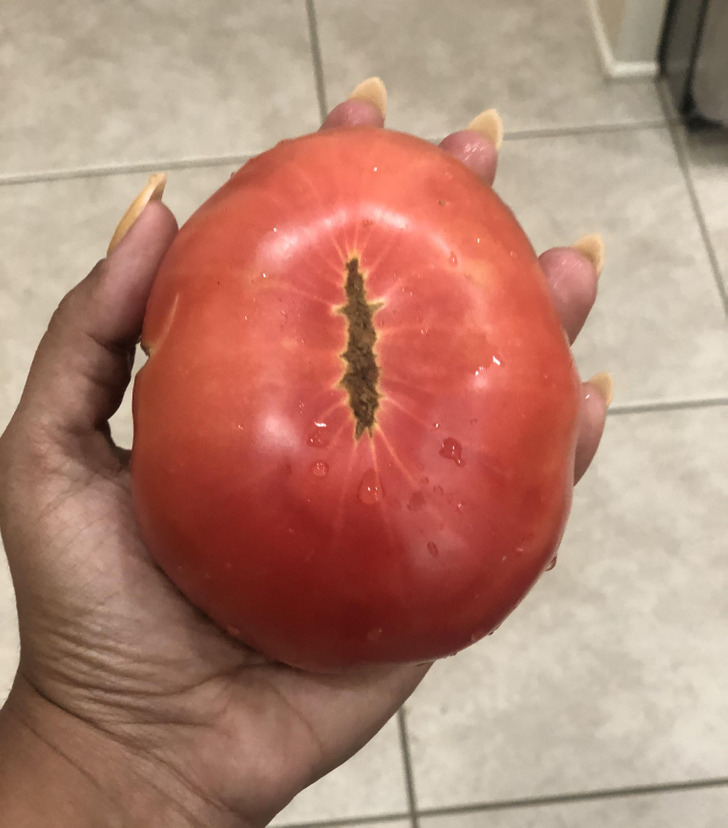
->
[11,444,415,820]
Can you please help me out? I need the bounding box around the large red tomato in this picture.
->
[132,126,580,671]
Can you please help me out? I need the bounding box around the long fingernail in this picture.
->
[466,109,504,150]
[588,371,614,408]
[108,172,167,254]
[572,233,605,278]
[348,77,387,118]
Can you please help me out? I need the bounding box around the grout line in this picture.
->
[0,154,253,188]
[279,811,411,828]
[657,84,728,318]
[305,0,328,122]
[416,777,728,820]
[422,118,673,148]
[397,708,420,828]
[608,397,728,416]
[0,118,675,190]
[276,774,728,826]
[279,813,410,828]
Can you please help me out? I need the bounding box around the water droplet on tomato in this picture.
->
[262,272,268,279]
[358,468,384,505]
[450,252,458,265]
[476,237,481,244]
[474,365,487,377]
[407,491,426,512]
[492,355,502,366]
[311,460,329,477]
[433,422,440,429]
[439,437,465,467]
[546,555,557,571]
[456,502,464,513]
[372,166,379,172]
[272,227,278,233]
[307,422,330,447]
[427,541,439,557]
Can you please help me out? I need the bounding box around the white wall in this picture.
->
[590,0,669,77]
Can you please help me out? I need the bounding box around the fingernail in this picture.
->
[348,77,387,118]
[587,371,614,408]
[107,172,167,254]
[466,109,504,151]
[572,233,605,278]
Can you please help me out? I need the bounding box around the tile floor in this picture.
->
[1,1,728,825]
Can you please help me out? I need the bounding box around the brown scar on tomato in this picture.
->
[339,258,382,438]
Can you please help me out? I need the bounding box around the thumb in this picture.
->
[10,188,177,451]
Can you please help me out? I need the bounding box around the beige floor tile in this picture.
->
[684,128,728,298]
[405,406,728,809]
[271,716,409,825]
[1,1,319,176]
[420,786,728,827]
[494,127,728,404]
[315,0,664,137]
[0,164,239,443]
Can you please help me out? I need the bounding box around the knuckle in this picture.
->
[47,260,106,335]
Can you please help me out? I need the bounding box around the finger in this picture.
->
[321,77,387,130]
[14,190,177,446]
[439,109,503,186]
[538,234,604,343]
[321,99,385,130]
[574,373,613,483]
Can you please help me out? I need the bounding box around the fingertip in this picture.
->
[587,371,614,408]
[574,381,609,483]
[466,109,503,151]
[438,130,498,185]
[538,246,598,343]
[321,99,385,130]
[572,233,605,279]
[348,76,387,118]
[107,198,178,262]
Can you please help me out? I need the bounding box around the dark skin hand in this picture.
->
[0,88,608,827]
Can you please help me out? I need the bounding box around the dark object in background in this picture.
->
[661,0,728,127]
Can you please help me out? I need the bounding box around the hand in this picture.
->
[0,81,609,827]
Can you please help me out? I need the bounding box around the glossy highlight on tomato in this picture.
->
[131,127,581,671]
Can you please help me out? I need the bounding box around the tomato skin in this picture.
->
[132,127,580,671]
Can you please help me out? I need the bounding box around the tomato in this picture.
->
[131,126,581,671]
